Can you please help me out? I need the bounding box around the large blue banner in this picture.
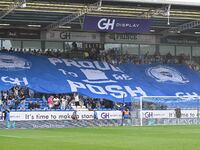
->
[83,16,152,33]
[48,57,145,102]
[0,52,69,93]
[120,64,200,98]
[0,52,200,102]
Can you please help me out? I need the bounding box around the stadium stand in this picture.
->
[0,47,199,113]
[0,0,200,129]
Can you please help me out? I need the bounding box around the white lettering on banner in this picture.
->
[68,72,78,78]
[110,64,123,72]
[113,74,132,80]
[142,110,200,119]
[58,69,78,78]
[98,18,115,30]
[49,59,132,84]
[78,61,95,69]
[48,58,62,66]
[48,58,123,72]
[67,80,147,98]
[105,85,127,98]
[113,74,124,80]
[67,80,87,92]
[124,86,147,97]
[49,58,133,88]
[49,59,138,98]
[63,59,81,68]
[1,76,28,86]
[58,69,67,75]
[87,84,107,95]
[9,111,122,121]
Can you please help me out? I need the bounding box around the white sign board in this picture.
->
[96,111,122,119]
[7,111,122,121]
[105,33,157,44]
[46,31,100,42]
[143,110,199,119]
[10,111,94,121]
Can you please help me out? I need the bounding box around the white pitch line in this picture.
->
[0,135,25,139]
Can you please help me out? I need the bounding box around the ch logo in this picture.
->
[101,113,109,119]
[60,32,71,39]
[98,18,115,30]
[1,76,28,86]
[144,112,153,118]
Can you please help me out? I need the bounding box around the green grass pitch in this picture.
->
[0,126,200,150]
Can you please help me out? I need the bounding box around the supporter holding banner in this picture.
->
[0,52,200,103]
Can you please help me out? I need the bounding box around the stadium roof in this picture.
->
[0,0,200,35]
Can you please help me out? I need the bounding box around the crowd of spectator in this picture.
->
[0,86,121,112]
[2,46,200,72]
[0,86,27,112]
[99,49,200,72]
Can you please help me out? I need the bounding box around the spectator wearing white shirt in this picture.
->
[74,93,80,107]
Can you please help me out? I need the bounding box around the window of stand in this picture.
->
[160,45,175,56]
[23,40,41,51]
[140,44,156,55]
[45,41,63,52]
[192,46,200,57]
[104,44,121,54]
[64,42,82,51]
[122,44,139,55]
[176,46,191,57]
[2,40,21,50]
[192,46,200,63]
